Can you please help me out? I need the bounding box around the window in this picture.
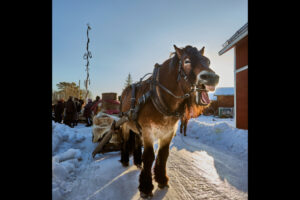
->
[219,107,234,118]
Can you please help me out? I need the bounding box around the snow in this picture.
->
[52,115,247,200]
[182,116,247,157]
[214,87,234,96]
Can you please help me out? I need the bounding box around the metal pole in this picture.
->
[83,23,92,100]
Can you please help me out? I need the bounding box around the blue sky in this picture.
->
[53,0,247,98]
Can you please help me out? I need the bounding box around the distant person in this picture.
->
[79,99,84,110]
[84,99,93,127]
[54,99,65,123]
[91,96,102,116]
[74,98,81,126]
[64,96,76,128]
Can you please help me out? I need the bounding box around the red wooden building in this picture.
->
[218,23,248,130]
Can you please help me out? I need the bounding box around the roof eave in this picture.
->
[218,30,248,56]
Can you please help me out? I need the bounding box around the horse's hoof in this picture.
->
[158,183,169,189]
[135,164,142,169]
[119,160,129,167]
[140,192,153,199]
[92,152,96,158]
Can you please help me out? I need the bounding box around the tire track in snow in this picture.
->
[168,150,231,200]
[164,134,247,200]
[178,134,248,193]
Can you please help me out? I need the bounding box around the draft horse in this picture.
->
[119,45,219,198]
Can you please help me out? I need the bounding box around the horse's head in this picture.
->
[173,45,219,105]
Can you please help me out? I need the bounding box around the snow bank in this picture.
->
[52,121,95,200]
[179,115,248,156]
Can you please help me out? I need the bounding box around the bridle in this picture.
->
[158,57,208,99]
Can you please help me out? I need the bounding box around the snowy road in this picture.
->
[52,116,248,200]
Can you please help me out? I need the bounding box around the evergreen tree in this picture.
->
[124,73,133,90]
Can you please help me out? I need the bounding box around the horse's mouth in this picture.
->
[197,84,216,105]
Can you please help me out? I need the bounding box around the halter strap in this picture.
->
[177,60,189,83]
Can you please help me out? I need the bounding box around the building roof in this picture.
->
[214,87,234,96]
[218,22,248,56]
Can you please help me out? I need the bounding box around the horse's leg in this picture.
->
[120,141,130,166]
[154,133,173,188]
[120,125,131,167]
[139,138,155,197]
[184,119,188,136]
[180,118,183,134]
[133,134,142,168]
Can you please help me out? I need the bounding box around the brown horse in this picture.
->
[119,45,219,198]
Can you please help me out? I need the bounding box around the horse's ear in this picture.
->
[173,45,183,59]
[199,46,205,55]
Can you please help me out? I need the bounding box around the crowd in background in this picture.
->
[52,96,102,127]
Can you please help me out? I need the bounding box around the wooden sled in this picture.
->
[91,112,129,158]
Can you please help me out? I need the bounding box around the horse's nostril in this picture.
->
[200,74,209,80]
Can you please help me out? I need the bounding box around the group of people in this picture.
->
[53,96,102,127]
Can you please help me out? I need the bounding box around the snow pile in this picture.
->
[179,116,247,156]
[52,150,81,200]
[52,121,95,200]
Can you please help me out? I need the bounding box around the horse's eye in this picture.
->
[184,59,191,64]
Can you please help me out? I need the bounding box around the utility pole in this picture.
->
[83,23,92,101]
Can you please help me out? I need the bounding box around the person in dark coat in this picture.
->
[74,98,82,126]
[64,96,76,128]
[79,99,84,108]
[84,99,93,127]
[54,99,65,123]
